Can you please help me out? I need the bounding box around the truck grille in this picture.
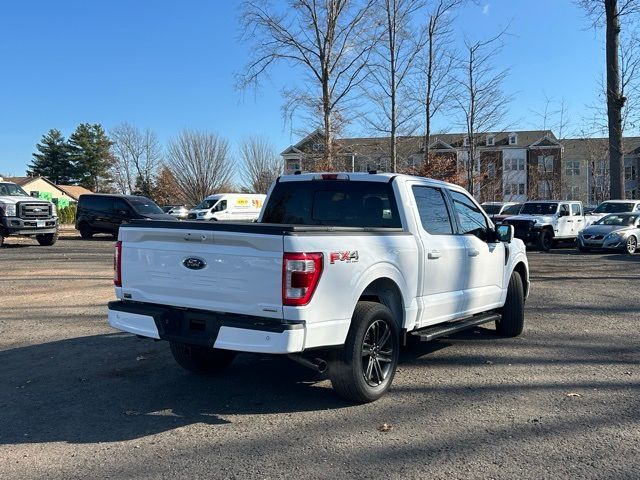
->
[18,202,52,219]
[582,234,604,240]
[503,219,533,232]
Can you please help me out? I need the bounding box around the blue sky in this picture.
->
[0,0,605,176]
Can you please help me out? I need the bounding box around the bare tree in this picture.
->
[239,0,377,170]
[239,136,284,193]
[577,0,640,198]
[452,29,512,193]
[110,123,162,197]
[364,0,426,172]
[418,0,462,166]
[166,130,235,206]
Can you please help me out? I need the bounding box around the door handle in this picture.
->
[468,248,480,257]
[427,250,441,260]
[184,233,206,242]
[567,220,573,223]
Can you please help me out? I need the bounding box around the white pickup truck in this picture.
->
[108,173,529,403]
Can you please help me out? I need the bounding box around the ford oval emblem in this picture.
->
[183,257,206,270]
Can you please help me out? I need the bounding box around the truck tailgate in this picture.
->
[118,225,284,319]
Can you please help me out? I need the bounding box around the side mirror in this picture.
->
[496,224,514,243]
[117,209,129,217]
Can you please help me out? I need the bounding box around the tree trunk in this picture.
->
[605,0,626,199]
[424,16,434,168]
[322,77,333,171]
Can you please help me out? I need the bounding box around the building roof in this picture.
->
[281,129,559,158]
[561,137,640,158]
[4,176,37,186]
[57,184,93,200]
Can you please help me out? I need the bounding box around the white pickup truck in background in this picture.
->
[108,173,530,402]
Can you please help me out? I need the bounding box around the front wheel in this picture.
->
[329,302,399,403]
[625,235,637,254]
[537,229,552,251]
[496,272,525,337]
[169,342,236,374]
[36,231,58,246]
[79,223,93,239]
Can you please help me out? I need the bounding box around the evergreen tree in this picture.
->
[68,123,113,191]
[28,129,74,183]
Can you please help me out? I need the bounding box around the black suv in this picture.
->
[75,194,175,239]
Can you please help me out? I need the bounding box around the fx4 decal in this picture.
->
[329,251,359,264]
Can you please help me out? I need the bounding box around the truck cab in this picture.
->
[0,178,58,246]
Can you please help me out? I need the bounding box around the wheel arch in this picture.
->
[357,277,406,331]
[512,260,529,298]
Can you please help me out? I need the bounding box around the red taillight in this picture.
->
[282,252,323,306]
[114,241,122,287]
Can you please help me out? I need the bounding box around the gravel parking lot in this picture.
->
[1,231,638,479]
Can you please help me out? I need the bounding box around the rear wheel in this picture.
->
[625,235,637,254]
[496,273,525,337]
[36,231,58,246]
[329,302,399,403]
[169,342,236,374]
[537,229,552,251]
[79,222,93,239]
[0,233,4,247]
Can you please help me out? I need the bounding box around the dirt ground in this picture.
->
[0,231,638,479]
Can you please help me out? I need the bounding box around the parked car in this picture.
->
[589,200,640,218]
[187,193,266,221]
[108,172,529,403]
[502,200,593,251]
[481,202,519,222]
[483,202,523,224]
[162,205,189,220]
[577,213,640,254]
[0,178,58,246]
[75,194,175,239]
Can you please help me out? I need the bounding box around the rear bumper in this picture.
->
[108,301,306,354]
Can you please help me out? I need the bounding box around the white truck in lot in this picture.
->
[501,200,596,251]
[108,173,530,402]
[0,178,58,247]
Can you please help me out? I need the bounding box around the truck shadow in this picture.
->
[0,333,352,445]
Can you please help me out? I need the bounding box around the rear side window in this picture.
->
[412,186,453,234]
[81,195,111,212]
[571,204,581,216]
[262,180,401,227]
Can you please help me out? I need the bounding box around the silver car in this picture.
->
[578,213,640,254]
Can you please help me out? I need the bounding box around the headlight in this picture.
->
[605,232,621,240]
[197,212,205,216]
[51,204,57,216]
[3,204,16,216]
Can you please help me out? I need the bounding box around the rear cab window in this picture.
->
[261,180,402,228]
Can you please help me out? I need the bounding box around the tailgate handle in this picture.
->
[184,233,207,242]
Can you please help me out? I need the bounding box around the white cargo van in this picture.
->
[187,193,266,221]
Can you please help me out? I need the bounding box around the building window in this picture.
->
[487,163,496,179]
[565,160,580,176]
[568,186,581,200]
[538,155,554,173]
[626,189,637,198]
[538,182,551,198]
[486,135,495,146]
[504,158,525,171]
[625,165,637,180]
[509,133,517,145]
[286,159,301,172]
[503,183,525,196]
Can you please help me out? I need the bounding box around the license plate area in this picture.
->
[157,310,223,347]
[37,220,45,227]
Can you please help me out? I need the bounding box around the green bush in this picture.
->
[57,204,77,224]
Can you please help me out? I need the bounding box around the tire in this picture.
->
[36,231,58,246]
[79,222,93,239]
[329,301,400,403]
[625,235,637,255]
[537,229,552,251]
[0,234,4,247]
[169,342,236,374]
[496,273,525,337]
[578,246,591,253]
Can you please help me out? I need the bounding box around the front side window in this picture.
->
[413,186,453,234]
[128,197,163,215]
[113,199,130,214]
[212,200,227,212]
[571,203,581,216]
[448,190,488,240]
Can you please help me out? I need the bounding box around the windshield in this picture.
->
[128,197,163,215]
[482,204,502,214]
[595,214,637,226]
[0,182,28,197]
[502,203,522,215]
[593,202,636,214]
[520,202,558,215]
[195,198,219,209]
